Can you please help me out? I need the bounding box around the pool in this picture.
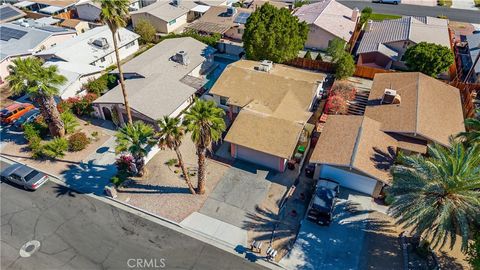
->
[203,56,237,90]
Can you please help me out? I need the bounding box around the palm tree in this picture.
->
[115,121,156,176]
[95,0,133,125]
[388,140,480,251]
[7,58,66,137]
[183,99,226,194]
[458,111,480,146]
[157,116,196,195]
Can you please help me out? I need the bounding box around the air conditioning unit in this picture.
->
[382,88,400,104]
[259,60,273,72]
[174,50,190,65]
[92,38,109,49]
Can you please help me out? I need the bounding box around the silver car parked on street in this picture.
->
[1,164,49,190]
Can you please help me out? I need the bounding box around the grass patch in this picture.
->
[438,0,453,7]
[370,13,402,21]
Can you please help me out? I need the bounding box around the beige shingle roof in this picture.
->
[364,72,465,146]
[212,60,325,159]
[310,115,397,184]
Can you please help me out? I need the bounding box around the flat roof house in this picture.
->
[0,22,75,84]
[209,60,325,172]
[35,25,140,70]
[14,0,78,17]
[93,37,216,126]
[310,72,465,197]
[356,16,450,70]
[0,4,26,23]
[293,0,358,50]
[130,0,199,34]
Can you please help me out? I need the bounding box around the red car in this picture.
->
[0,103,35,125]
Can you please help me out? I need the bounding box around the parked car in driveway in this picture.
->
[306,178,340,226]
[1,163,49,190]
[0,103,35,125]
[13,109,41,129]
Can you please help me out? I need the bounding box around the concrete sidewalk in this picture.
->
[181,212,248,248]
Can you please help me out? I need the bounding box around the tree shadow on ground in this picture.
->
[59,160,116,195]
[52,184,82,198]
[117,182,190,194]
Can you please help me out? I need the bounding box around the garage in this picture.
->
[233,144,286,172]
[318,165,378,195]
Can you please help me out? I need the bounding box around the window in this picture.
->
[237,28,244,34]
[10,174,22,181]
[169,19,176,25]
[125,41,135,49]
[99,57,106,63]
[220,96,228,106]
[24,170,40,181]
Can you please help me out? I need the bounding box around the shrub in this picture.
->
[134,19,156,44]
[325,95,349,115]
[115,155,135,175]
[304,50,312,60]
[68,132,90,152]
[23,123,41,142]
[360,7,373,25]
[83,74,117,96]
[160,31,221,47]
[384,194,395,205]
[335,53,355,79]
[28,136,44,159]
[42,137,68,159]
[315,53,323,61]
[65,93,97,116]
[326,38,347,63]
[30,116,49,138]
[110,172,128,187]
[331,81,356,100]
[91,131,99,141]
[60,111,79,134]
[165,158,178,167]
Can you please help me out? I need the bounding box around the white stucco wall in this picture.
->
[90,39,139,69]
[305,24,346,51]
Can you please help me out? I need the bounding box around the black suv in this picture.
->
[306,178,340,226]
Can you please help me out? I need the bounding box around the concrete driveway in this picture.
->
[279,190,376,270]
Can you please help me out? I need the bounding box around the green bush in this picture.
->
[110,171,129,187]
[68,132,90,152]
[134,19,156,44]
[335,53,355,79]
[23,123,40,142]
[304,50,313,60]
[160,31,221,47]
[42,137,68,159]
[384,194,395,205]
[360,7,373,25]
[60,111,79,134]
[83,74,118,95]
[28,136,44,159]
[315,53,323,61]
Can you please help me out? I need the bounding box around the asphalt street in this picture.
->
[0,160,267,270]
[338,1,480,24]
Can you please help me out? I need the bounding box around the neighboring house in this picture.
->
[59,18,90,34]
[75,0,141,22]
[44,61,102,98]
[13,0,78,17]
[92,37,216,126]
[464,32,480,82]
[186,6,252,41]
[293,0,358,50]
[209,60,325,172]
[0,4,26,23]
[130,0,199,34]
[356,16,450,70]
[35,25,140,70]
[0,22,75,84]
[310,72,465,197]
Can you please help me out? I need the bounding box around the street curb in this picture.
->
[0,155,285,270]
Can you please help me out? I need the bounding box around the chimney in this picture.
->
[382,88,401,105]
[365,19,373,32]
[351,7,359,22]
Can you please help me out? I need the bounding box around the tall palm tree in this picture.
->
[183,99,226,194]
[388,140,480,251]
[458,111,480,146]
[115,121,156,176]
[95,0,133,125]
[157,116,196,195]
[7,58,66,137]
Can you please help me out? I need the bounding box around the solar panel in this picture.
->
[0,6,21,21]
[234,12,251,24]
[37,25,67,32]
[0,27,27,41]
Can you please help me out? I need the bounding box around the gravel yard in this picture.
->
[116,137,230,223]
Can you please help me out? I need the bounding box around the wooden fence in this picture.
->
[448,81,479,118]
[286,58,394,80]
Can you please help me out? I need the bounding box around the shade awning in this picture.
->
[14,1,35,8]
[39,5,64,14]
[190,4,210,13]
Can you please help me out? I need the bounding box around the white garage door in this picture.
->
[319,165,377,195]
[236,145,281,171]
